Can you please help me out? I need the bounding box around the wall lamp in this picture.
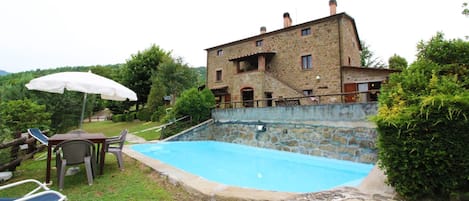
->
[316,75,321,81]
[256,125,266,132]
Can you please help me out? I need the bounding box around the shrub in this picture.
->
[112,114,125,122]
[136,108,152,121]
[373,33,469,200]
[160,108,175,123]
[0,99,51,136]
[125,112,136,122]
[375,92,469,200]
[159,120,195,140]
[174,88,215,123]
[151,106,166,122]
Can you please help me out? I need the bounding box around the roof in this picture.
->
[205,12,361,51]
[228,51,276,62]
[209,85,229,96]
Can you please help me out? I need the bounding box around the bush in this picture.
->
[160,108,175,123]
[137,108,152,121]
[159,120,195,140]
[375,92,469,200]
[125,112,136,122]
[174,88,215,123]
[151,106,166,122]
[0,99,51,135]
[112,114,125,122]
[373,33,469,200]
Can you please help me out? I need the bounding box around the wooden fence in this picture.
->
[0,132,46,172]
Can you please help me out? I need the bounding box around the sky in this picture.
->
[0,0,467,73]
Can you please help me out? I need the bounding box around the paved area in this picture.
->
[287,187,397,201]
[126,133,147,144]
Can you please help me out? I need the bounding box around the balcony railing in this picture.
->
[216,90,380,109]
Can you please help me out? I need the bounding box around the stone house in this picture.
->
[205,0,396,108]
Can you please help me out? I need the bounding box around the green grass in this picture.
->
[1,154,193,200]
[81,121,162,140]
[137,129,162,141]
[1,121,211,201]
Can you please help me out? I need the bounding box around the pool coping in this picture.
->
[123,145,299,201]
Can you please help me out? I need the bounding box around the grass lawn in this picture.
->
[1,121,215,201]
[82,121,162,141]
[1,154,209,200]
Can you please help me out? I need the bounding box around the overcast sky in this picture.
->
[0,0,467,73]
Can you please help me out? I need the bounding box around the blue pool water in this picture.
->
[131,141,373,193]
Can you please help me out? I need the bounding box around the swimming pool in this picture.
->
[131,141,373,193]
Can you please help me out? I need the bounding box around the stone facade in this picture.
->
[167,103,378,164]
[206,12,396,107]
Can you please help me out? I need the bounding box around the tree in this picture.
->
[417,32,469,66]
[146,78,166,114]
[373,33,469,200]
[146,59,198,113]
[360,41,385,68]
[463,1,469,16]
[123,45,171,110]
[192,66,207,86]
[388,54,408,70]
[0,99,51,136]
[0,65,131,132]
[174,88,215,123]
[157,59,198,100]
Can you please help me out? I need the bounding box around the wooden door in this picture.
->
[224,94,231,108]
[344,83,357,103]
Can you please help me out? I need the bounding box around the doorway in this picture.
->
[344,83,357,103]
[242,88,254,107]
[265,92,272,107]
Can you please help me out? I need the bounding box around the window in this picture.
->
[301,55,312,69]
[303,90,313,96]
[216,70,222,81]
[301,28,311,36]
[265,92,273,107]
[217,49,223,56]
[369,81,382,102]
[256,40,263,47]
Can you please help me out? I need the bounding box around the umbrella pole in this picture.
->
[79,93,87,129]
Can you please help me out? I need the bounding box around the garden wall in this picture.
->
[166,103,378,164]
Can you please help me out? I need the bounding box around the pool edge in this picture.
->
[123,146,299,201]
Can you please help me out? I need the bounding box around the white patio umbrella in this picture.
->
[25,71,138,128]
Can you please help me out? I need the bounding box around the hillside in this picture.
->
[0,69,8,76]
[192,66,206,84]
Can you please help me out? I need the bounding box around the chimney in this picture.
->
[283,12,292,28]
[329,0,337,15]
[260,26,267,34]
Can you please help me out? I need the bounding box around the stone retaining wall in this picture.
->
[167,103,378,164]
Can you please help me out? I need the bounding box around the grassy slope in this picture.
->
[82,121,162,141]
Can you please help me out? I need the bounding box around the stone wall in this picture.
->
[342,67,396,84]
[167,103,378,164]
